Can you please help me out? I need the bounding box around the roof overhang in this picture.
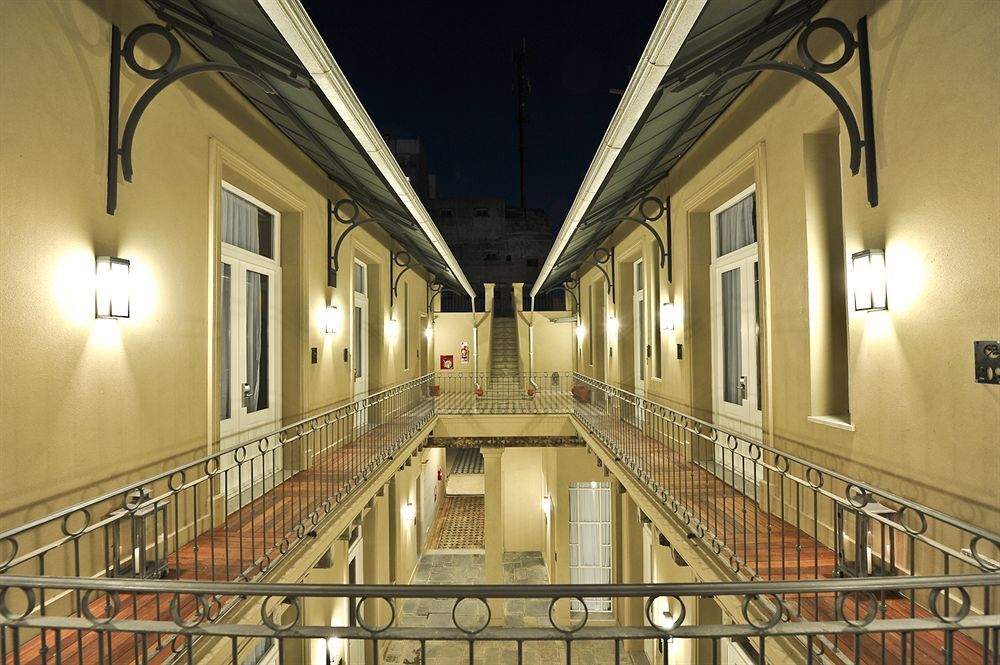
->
[533,0,826,296]
[144,0,475,296]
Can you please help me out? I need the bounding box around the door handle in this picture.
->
[738,376,748,403]
[646,344,651,359]
[241,382,252,407]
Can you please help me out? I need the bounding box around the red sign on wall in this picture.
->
[440,355,454,370]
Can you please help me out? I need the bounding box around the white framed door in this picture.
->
[218,184,282,502]
[710,187,762,474]
[347,537,365,665]
[632,259,646,397]
[352,259,370,402]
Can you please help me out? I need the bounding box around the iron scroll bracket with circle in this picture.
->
[327,197,388,288]
[572,246,616,304]
[696,16,879,208]
[390,249,414,306]
[596,196,673,283]
[106,23,277,215]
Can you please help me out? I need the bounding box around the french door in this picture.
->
[711,188,762,476]
[632,259,646,427]
[352,259,369,427]
[218,185,281,502]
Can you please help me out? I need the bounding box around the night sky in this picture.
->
[301,1,665,227]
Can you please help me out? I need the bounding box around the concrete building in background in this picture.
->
[1,1,998,664]
[427,197,553,285]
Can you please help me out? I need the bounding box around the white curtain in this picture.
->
[222,189,260,254]
[569,483,612,612]
[722,268,742,405]
[716,193,756,257]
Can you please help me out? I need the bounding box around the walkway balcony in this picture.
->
[1,373,997,665]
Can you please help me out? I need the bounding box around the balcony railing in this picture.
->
[2,371,998,664]
[1,573,996,664]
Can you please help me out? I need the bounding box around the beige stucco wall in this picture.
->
[0,0,431,537]
[574,0,1000,544]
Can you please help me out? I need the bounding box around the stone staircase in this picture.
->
[487,317,520,397]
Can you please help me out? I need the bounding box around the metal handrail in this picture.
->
[0,373,435,543]
[570,372,1000,564]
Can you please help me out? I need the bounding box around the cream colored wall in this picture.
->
[573,0,1000,538]
[0,0,430,537]
[432,312,476,374]
[524,312,575,377]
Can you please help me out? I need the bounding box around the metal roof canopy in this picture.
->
[534,0,847,294]
[134,0,473,295]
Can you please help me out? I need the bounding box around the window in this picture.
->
[526,257,539,268]
[437,209,454,218]
[569,482,612,612]
[474,208,489,218]
[505,255,511,262]
[485,252,498,262]
[222,188,274,258]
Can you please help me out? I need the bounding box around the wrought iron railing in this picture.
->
[1,573,996,664]
[571,372,1000,660]
[0,375,434,661]
[432,371,574,415]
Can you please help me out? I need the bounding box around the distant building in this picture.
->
[384,136,436,199]
[427,198,552,285]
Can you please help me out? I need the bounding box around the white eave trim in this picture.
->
[530,0,707,297]
[257,0,476,298]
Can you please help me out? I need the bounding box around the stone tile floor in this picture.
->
[428,495,485,549]
[382,551,647,665]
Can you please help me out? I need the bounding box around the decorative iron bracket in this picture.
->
[573,247,616,304]
[390,250,413,306]
[697,17,878,207]
[106,24,276,215]
[328,198,385,288]
[426,280,443,313]
[536,279,581,315]
[600,196,672,283]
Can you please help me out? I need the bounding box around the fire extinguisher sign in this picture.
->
[460,341,469,364]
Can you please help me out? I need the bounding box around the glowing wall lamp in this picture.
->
[607,316,619,338]
[95,256,130,319]
[851,249,887,311]
[386,317,400,340]
[424,323,433,341]
[575,323,585,342]
[324,305,341,334]
[660,302,676,331]
[541,495,552,516]
[401,501,416,524]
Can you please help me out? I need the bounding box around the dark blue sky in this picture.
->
[302,1,664,225]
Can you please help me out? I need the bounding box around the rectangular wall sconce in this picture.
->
[851,249,887,311]
[660,302,676,331]
[95,256,130,319]
[401,501,416,524]
[324,305,340,334]
[607,316,619,338]
[424,324,433,341]
[386,318,400,340]
[575,323,585,342]
[541,495,552,516]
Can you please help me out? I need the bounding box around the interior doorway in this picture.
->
[353,259,369,426]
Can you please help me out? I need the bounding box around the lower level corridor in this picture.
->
[383,551,642,665]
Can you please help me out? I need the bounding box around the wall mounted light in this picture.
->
[851,249,887,311]
[541,496,552,516]
[607,316,619,338]
[401,501,416,524]
[575,323,585,342]
[424,324,433,341]
[386,317,400,340]
[95,256,130,319]
[660,302,676,331]
[324,305,341,334]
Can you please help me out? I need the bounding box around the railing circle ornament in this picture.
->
[929,586,971,624]
[897,505,928,535]
[0,586,35,621]
[258,438,270,453]
[204,457,220,477]
[592,247,611,265]
[333,199,359,224]
[0,537,18,572]
[393,251,412,267]
[258,553,272,574]
[123,24,181,79]
[234,446,247,464]
[797,18,856,74]
[639,197,665,221]
[168,470,186,493]
[727,435,739,451]
[548,597,589,634]
[834,590,879,627]
[261,595,301,631]
[169,592,210,628]
[846,484,870,508]
[124,488,148,512]
[355,596,396,633]
[969,536,1000,572]
[279,537,290,554]
[740,593,785,630]
[207,595,224,622]
[747,443,761,461]
[774,454,790,474]
[645,595,685,633]
[806,467,825,489]
[451,597,490,635]
[61,508,92,537]
[80,589,122,625]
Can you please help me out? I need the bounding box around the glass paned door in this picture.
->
[353,260,369,428]
[569,482,612,613]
